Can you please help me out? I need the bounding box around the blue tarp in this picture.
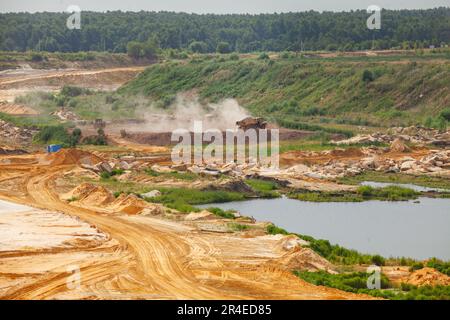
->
[47,144,62,153]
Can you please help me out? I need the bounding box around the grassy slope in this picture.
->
[120,53,450,127]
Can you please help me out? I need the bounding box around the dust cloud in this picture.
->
[132,94,250,133]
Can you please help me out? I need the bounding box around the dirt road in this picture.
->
[0,157,367,300]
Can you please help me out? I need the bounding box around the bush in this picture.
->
[189,41,208,53]
[208,207,236,219]
[258,52,270,60]
[266,224,289,235]
[371,255,386,266]
[440,108,450,121]
[33,125,70,145]
[216,42,231,54]
[60,85,85,97]
[362,69,374,82]
[30,52,44,62]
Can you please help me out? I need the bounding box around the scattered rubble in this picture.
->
[0,119,37,144]
[50,108,79,121]
[335,126,450,147]
[390,138,411,153]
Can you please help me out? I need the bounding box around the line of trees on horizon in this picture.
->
[1,8,449,53]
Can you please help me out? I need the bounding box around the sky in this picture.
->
[0,0,448,14]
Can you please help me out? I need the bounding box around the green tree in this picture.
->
[189,41,208,53]
[216,41,231,54]
[127,41,143,59]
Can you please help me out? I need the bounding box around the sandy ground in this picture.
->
[0,150,370,300]
[0,66,146,107]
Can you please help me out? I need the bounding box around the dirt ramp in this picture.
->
[46,148,103,166]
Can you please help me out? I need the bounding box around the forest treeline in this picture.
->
[1,8,449,53]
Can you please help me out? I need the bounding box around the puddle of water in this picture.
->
[200,197,450,260]
[361,181,447,193]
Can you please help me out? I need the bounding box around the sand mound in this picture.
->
[390,138,411,153]
[108,194,150,215]
[47,149,103,166]
[62,183,115,206]
[404,267,450,287]
[278,247,336,273]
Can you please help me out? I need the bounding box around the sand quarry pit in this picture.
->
[0,152,370,299]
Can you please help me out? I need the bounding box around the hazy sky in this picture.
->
[0,0,448,13]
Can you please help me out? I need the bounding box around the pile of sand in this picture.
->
[108,193,150,215]
[62,183,115,206]
[404,267,450,287]
[278,247,336,273]
[390,138,411,153]
[46,149,103,166]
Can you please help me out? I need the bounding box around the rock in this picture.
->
[96,162,112,173]
[118,161,132,170]
[151,164,174,173]
[171,164,188,171]
[400,161,416,171]
[141,190,162,198]
[390,138,411,153]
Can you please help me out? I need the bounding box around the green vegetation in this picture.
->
[145,169,199,181]
[82,129,108,146]
[295,271,450,300]
[0,111,62,128]
[32,125,70,146]
[228,223,250,232]
[245,179,280,198]
[266,223,407,266]
[120,55,450,127]
[99,169,125,180]
[411,258,450,276]
[290,186,419,203]
[2,9,449,52]
[207,207,237,219]
[356,185,419,201]
[127,39,159,59]
[148,188,246,213]
[339,172,450,190]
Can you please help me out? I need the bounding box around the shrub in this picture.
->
[33,125,70,145]
[371,255,386,266]
[266,224,289,235]
[258,52,270,60]
[208,207,236,219]
[362,69,374,82]
[440,108,450,121]
[189,41,208,53]
[216,42,231,54]
[30,52,44,62]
